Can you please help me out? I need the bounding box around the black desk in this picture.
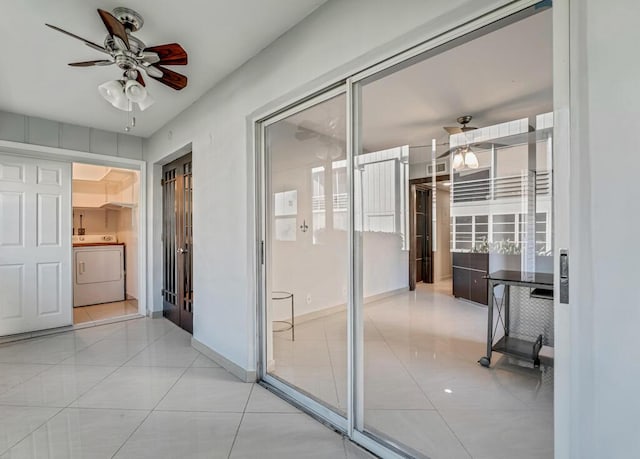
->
[479,270,553,368]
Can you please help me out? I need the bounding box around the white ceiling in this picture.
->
[270,9,552,166]
[0,0,327,137]
[362,9,553,163]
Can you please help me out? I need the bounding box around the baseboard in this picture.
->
[148,310,163,319]
[191,337,257,383]
[292,303,347,325]
[280,287,409,325]
[364,287,409,304]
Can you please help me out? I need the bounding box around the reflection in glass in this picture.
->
[355,7,554,458]
[265,93,347,414]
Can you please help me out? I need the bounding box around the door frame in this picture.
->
[253,0,571,456]
[256,85,351,433]
[0,140,148,324]
[408,176,449,289]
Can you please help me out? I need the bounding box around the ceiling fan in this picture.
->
[294,119,344,160]
[46,7,188,115]
[443,115,478,135]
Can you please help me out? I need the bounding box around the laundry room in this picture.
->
[71,163,140,324]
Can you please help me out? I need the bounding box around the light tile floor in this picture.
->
[0,318,372,459]
[73,299,139,324]
[271,281,554,459]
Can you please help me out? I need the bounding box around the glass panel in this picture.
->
[355,6,554,458]
[265,93,347,415]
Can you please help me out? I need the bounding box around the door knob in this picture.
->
[177,247,189,254]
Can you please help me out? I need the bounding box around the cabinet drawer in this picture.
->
[453,267,469,298]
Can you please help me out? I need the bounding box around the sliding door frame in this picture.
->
[255,1,570,457]
[257,85,350,433]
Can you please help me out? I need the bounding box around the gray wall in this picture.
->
[0,110,143,160]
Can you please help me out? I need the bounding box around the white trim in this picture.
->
[552,0,571,458]
[192,337,257,382]
[0,139,148,321]
[261,86,346,126]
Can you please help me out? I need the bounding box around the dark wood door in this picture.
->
[409,184,434,290]
[162,153,193,333]
[416,188,433,283]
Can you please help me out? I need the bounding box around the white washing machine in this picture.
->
[73,235,125,307]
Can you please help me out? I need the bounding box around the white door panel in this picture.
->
[0,153,71,335]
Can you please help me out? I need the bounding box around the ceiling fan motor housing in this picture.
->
[457,115,473,126]
[112,7,144,32]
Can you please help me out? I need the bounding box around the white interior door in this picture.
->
[0,153,72,335]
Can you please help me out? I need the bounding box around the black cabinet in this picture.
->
[452,252,489,305]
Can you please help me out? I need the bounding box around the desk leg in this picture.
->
[480,280,494,367]
[291,294,295,341]
[504,285,510,336]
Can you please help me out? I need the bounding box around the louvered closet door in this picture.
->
[0,154,72,336]
[162,153,193,333]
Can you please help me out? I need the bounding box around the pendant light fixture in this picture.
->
[98,73,155,113]
[452,146,479,171]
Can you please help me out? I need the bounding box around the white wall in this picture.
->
[566,1,640,457]
[144,0,514,373]
[0,111,143,160]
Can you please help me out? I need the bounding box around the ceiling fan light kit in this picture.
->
[445,115,480,171]
[46,7,188,130]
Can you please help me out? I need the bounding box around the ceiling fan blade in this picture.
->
[443,126,462,134]
[295,130,315,141]
[68,60,113,67]
[149,65,188,90]
[438,149,454,159]
[444,126,478,134]
[45,23,108,54]
[97,9,130,50]
[136,72,146,87]
[144,43,188,65]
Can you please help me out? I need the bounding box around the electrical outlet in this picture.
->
[306,294,312,304]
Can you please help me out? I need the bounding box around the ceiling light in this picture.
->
[452,150,465,170]
[464,149,479,169]
[452,146,479,171]
[124,80,155,111]
[98,80,130,111]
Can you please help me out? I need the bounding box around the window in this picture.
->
[518,212,549,254]
[274,190,297,241]
[492,214,516,243]
[451,215,489,251]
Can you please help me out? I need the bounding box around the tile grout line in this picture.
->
[0,319,179,457]
[322,319,344,411]
[109,351,192,459]
[226,382,255,459]
[366,309,474,459]
[0,406,66,456]
[0,363,58,398]
[0,320,136,401]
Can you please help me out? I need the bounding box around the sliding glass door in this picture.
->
[261,89,349,421]
[259,2,555,458]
